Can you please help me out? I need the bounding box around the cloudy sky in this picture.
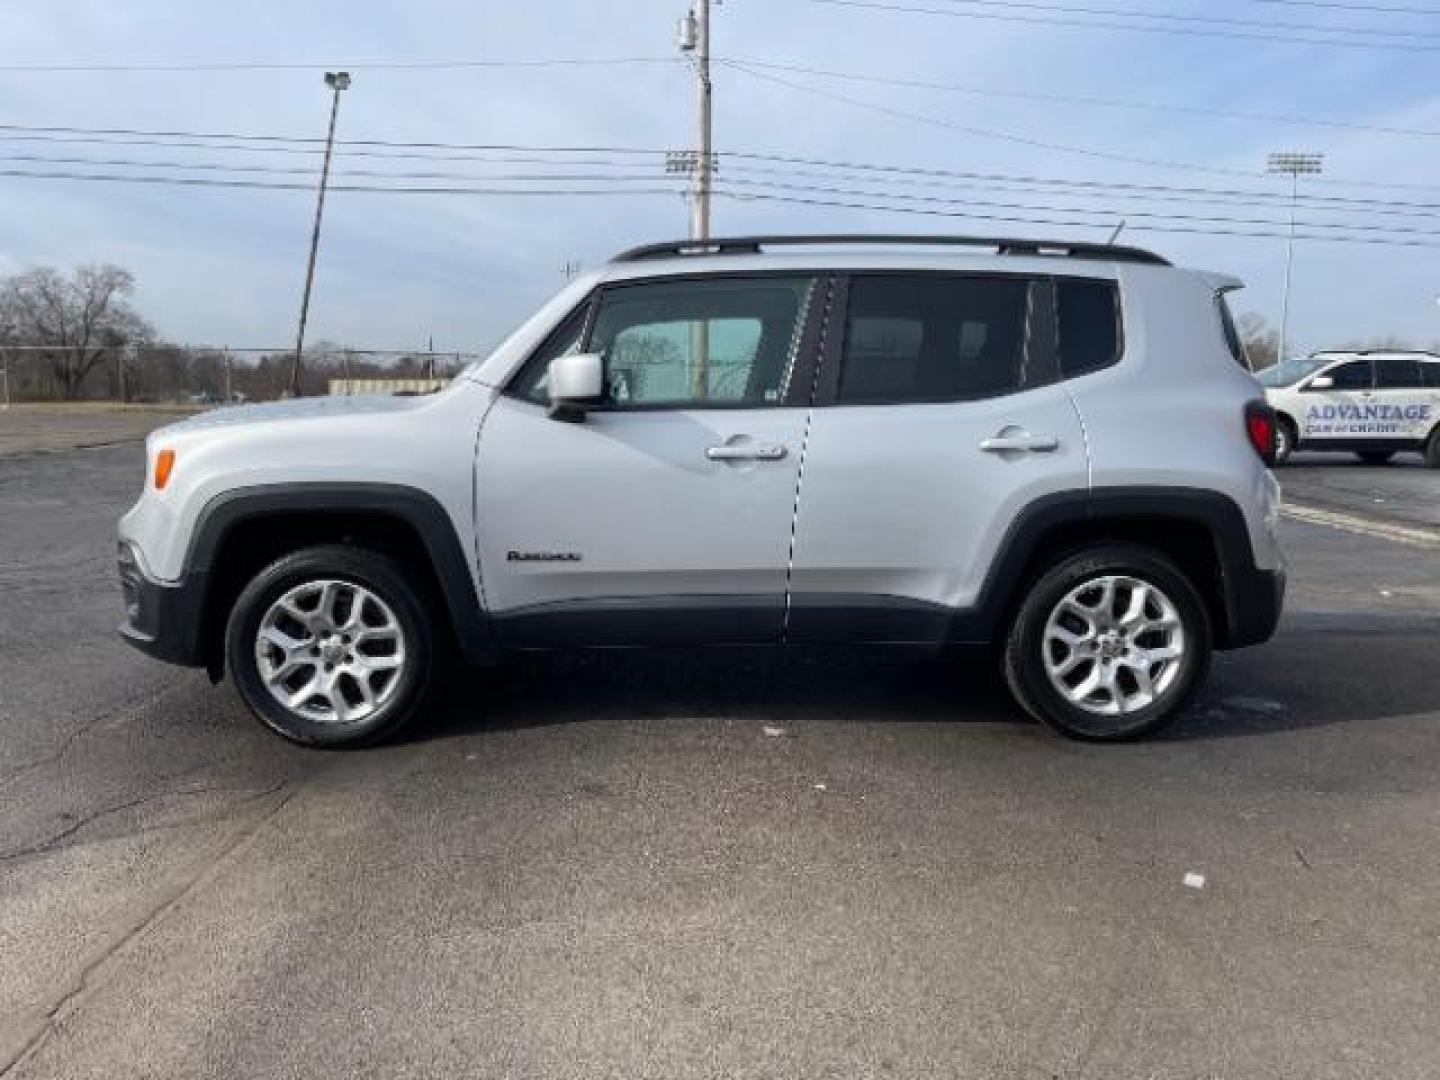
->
[1,0,1437,355]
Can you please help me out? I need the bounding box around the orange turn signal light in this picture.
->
[154,448,176,490]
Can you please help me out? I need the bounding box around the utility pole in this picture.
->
[692,0,713,241]
[1267,151,1323,367]
[677,1,714,241]
[678,1,715,398]
[290,71,351,398]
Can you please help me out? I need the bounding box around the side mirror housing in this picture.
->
[1305,375,1335,391]
[547,353,603,421]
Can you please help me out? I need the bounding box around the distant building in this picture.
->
[327,378,451,397]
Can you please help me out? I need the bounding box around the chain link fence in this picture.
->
[0,344,485,407]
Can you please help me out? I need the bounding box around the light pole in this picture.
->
[1267,151,1323,367]
[290,70,351,397]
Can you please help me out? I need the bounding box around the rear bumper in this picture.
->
[117,542,207,667]
[1220,564,1286,649]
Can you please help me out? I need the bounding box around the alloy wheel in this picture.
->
[254,579,407,725]
[1040,575,1185,716]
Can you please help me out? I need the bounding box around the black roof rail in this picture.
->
[611,233,1170,266]
[1353,348,1440,357]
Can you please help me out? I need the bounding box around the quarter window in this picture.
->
[587,276,816,408]
[510,303,589,404]
[1424,362,1440,389]
[1215,294,1250,370]
[838,275,1029,404]
[1057,280,1121,377]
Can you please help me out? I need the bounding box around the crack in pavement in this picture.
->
[0,773,322,1078]
[0,781,289,864]
[0,675,192,794]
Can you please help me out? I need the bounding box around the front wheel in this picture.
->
[1426,427,1440,468]
[1003,546,1212,740]
[226,545,435,747]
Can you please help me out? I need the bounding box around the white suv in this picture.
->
[1260,350,1440,466]
[117,234,1285,746]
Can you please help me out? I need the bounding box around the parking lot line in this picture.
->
[1284,501,1440,552]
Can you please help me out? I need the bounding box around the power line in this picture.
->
[1251,0,1440,14]
[722,60,1269,179]
[914,0,1440,37]
[0,167,689,197]
[725,57,1440,138]
[6,148,1439,218]
[3,159,1438,248]
[721,61,1440,193]
[716,189,1440,248]
[0,56,682,73]
[0,151,667,183]
[719,161,1440,218]
[806,0,1440,49]
[3,120,1438,203]
[716,176,1440,238]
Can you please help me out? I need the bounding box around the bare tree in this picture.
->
[0,264,154,399]
[1237,312,1280,370]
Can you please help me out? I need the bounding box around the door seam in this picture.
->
[782,276,837,643]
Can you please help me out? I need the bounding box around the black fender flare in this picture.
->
[185,483,494,662]
[949,485,1277,650]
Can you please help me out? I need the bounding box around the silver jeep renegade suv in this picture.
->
[118,234,1285,746]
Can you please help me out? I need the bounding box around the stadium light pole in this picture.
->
[1267,151,1323,366]
[290,70,351,397]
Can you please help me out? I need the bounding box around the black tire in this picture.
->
[226,545,435,747]
[1002,546,1212,741]
[1355,451,1394,466]
[1426,427,1440,469]
[1273,416,1297,466]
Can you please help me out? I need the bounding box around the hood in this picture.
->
[159,392,433,435]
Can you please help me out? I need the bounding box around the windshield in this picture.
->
[1257,355,1333,387]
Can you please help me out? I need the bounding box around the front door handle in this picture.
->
[980,432,1059,453]
[706,443,788,462]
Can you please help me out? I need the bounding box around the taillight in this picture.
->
[1244,400,1276,466]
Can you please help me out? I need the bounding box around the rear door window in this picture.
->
[837,275,1029,404]
[1375,357,1423,390]
[1056,279,1121,377]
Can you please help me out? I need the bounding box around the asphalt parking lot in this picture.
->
[2,436,1437,1079]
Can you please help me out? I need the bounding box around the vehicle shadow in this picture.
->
[416,647,1019,743]
[410,613,1439,746]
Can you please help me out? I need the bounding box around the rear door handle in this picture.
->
[706,443,788,461]
[980,433,1059,453]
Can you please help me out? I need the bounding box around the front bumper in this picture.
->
[117,541,207,667]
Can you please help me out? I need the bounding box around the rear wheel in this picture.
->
[1003,546,1211,740]
[1426,427,1440,468]
[226,545,434,747]
[1355,450,1394,466]
[1273,416,1297,465]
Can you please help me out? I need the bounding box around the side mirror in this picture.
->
[547,353,603,422]
[1305,375,1335,391]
